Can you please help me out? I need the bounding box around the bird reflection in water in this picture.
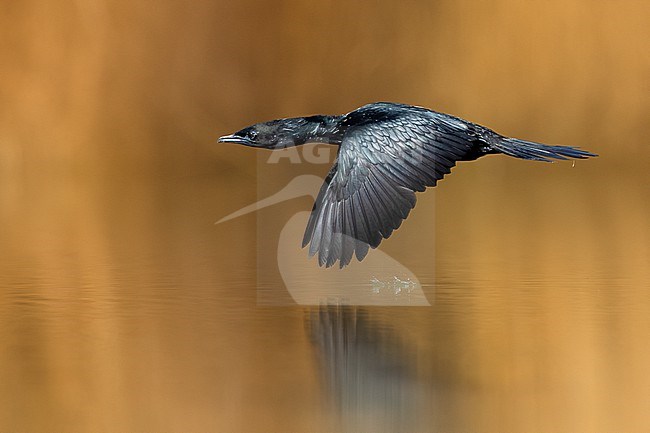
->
[307,305,428,432]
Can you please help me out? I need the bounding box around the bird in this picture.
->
[219,102,596,268]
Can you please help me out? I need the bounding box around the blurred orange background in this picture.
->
[1,0,648,176]
[1,1,649,432]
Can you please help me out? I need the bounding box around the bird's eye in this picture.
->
[249,130,258,140]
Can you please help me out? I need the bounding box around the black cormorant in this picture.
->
[219,102,596,268]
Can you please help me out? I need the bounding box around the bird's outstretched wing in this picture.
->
[302,107,477,268]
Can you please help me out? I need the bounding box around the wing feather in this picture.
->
[302,104,477,267]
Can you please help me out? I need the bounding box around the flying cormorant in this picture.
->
[219,102,596,268]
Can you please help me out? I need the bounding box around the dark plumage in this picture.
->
[219,102,596,268]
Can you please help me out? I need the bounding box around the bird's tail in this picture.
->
[491,136,597,162]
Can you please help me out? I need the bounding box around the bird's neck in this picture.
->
[298,115,343,145]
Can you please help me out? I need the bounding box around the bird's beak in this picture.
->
[218,134,255,146]
[215,175,324,224]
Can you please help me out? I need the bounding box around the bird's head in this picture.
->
[219,116,337,149]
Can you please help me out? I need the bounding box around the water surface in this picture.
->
[1,162,648,432]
